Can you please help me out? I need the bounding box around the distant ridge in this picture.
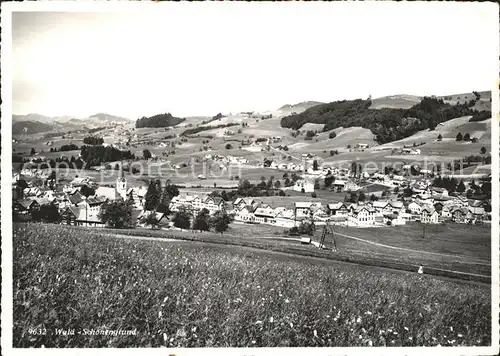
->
[278,101,324,111]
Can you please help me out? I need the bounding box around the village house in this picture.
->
[274,209,296,228]
[14,199,40,216]
[348,205,376,227]
[253,207,277,225]
[326,202,348,216]
[233,197,256,211]
[407,201,423,214]
[383,213,406,226]
[420,207,439,224]
[294,202,322,219]
[137,210,168,228]
[95,186,120,201]
[62,206,106,227]
[77,196,107,216]
[369,201,392,215]
[234,205,256,223]
[451,207,471,224]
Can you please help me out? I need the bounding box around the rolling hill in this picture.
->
[12,113,133,134]
[280,96,490,144]
[12,121,54,135]
[277,101,325,116]
[87,113,132,123]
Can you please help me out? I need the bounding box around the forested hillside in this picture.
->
[280,97,490,144]
[135,113,185,128]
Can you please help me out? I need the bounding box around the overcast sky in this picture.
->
[11,2,499,119]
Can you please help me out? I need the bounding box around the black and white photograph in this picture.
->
[1,1,499,354]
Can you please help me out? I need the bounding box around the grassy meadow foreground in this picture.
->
[13,223,490,347]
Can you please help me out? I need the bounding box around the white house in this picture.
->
[253,207,277,225]
[274,209,296,228]
[234,205,256,223]
[294,202,322,219]
[348,206,376,227]
[407,201,423,214]
[421,207,439,224]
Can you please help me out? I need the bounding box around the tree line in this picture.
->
[135,113,185,128]
[49,144,79,152]
[83,135,104,145]
[80,145,135,167]
[180,123,239,137]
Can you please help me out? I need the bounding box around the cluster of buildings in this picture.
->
[12,157,491,230]
[13,170,153,227]
[203,154,249,165]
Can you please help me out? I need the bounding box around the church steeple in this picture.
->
[116,162,127,199]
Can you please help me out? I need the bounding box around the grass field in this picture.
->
[13,223,491,347]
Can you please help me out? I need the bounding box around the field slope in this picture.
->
[13,223,490,348]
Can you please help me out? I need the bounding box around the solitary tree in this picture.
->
[480,146,487,155]
[173,208,191,229]
[193,208,210,232]
[456,132,463,142]
[313,160,319,171]
[463,133,471,141]
[456,180,466,193]
[210,210,232,235]
[144,180,160,211]
[30,148,36,155]
[329,131,337,139]
[437,134,443,141]
[143,149,152,159]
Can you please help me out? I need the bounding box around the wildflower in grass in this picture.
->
[393,331,398,335]
[404,326,409,331]
[358,335,362,339]
[458,334,463,338]
[361,328,366,334]
[365,311,372,315]
[356,317,362,323]
[148,288,151,293]
[163,333,168,343]
[367,340,373,346]
[255,321,263,325]
[251,340,256,345]
[192,326,197,332]
[158,311,162,318]
[313,330,318,338]
[284,299,290,303]
[290,322,293,328]
[408,337,413,341]
[450,326,453,331]
[269,316,274,323]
